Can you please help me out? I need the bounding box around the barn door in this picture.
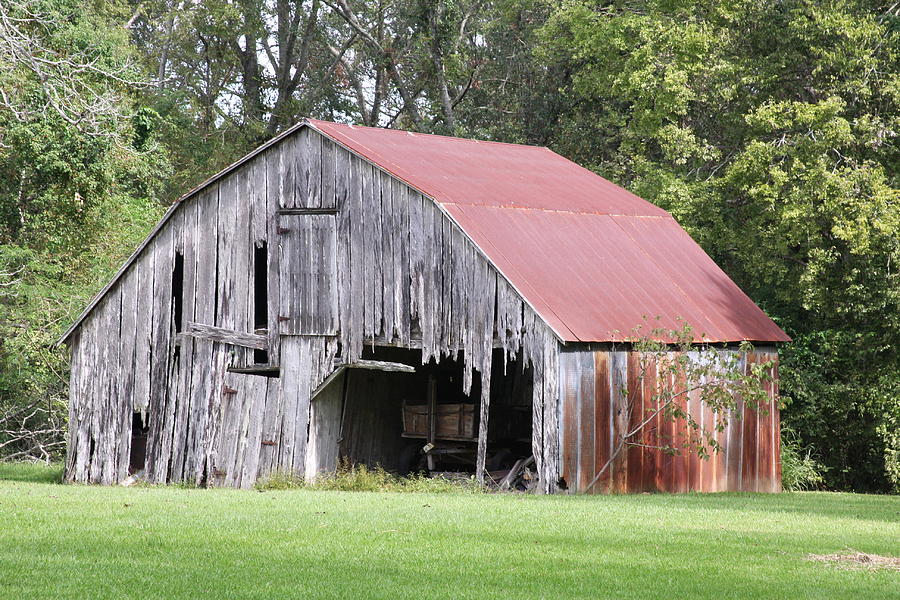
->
[277,211,338,335]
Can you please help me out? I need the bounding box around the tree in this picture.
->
[321,0,486,132]
[0,0,166,460]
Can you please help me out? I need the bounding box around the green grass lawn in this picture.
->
[1,463,897,599]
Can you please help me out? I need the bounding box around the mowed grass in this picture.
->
[1,463,897,600]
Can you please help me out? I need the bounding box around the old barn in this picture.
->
[58,119,789,493]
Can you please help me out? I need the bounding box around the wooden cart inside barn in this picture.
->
[399,375,479,473]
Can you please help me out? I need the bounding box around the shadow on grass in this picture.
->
[0,461,64,484]
[558,490,900,525]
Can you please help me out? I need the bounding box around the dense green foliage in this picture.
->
[0,0,165,458]
[0,0,896,491]
[1,462,898,598]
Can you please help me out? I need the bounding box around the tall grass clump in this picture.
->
[781,429,826,491]
[256,460,482,494]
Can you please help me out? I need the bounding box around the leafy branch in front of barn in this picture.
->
[585,319,775,492]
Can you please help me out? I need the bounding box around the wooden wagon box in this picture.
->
[402,402,476,440]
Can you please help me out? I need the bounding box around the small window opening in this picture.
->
[253,242,269,364]
[172,251,185,333]
[129,412,149,474]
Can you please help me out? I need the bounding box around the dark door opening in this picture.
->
[253,242,269,364]
[129,412,150,474]
[333,347,533,480]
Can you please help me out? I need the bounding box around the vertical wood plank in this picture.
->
[146,224,174,483]
[281,134,295,209]
[641,354,659,492]
[625,352,643,492]
[321,134,336,209]
[421,200,435,363]
[278,338,299,470]
[132,250,154,414]
[64,331,82,481]
[543,335,560,491]
[292,338,314,474]
[306,130,321,209]
[380,172,395,343]
[250,155,268,244]
[334,145,352,357]
[293,129,309,209]
[266,149,282,364]
[361,162,375,342]
[672,365,689,493]
[371,170,384,340]
[116,268,139,481]
[99,288,121,484]
[771,352,782,492]
[348,156,365,361]
[72,317,95,481]
[393,179,410,345]
[475,364,492,484]
[742,352,759,491]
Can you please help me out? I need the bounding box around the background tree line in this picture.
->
[0,0,896,491]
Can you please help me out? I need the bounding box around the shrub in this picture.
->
[781,429,827,491]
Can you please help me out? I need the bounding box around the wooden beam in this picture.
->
[311,365,347,400]
[499,455,534,491]
[311,359,416,401]
[180,322,268,350]
[335,358,416,373]
[276,208,338,216]
[426,375,437,471]
[227,366,280,377]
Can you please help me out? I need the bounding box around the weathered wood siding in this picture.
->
[65,147,276,486]
[558,346,781,493]
[65,126,561,491]
[305,371,345,479]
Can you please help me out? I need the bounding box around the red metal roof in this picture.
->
[310,119,789,344]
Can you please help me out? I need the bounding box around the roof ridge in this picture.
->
[307,117,550,150]
[438,202,672,218]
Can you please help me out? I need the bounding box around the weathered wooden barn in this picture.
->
[58,119,790,493]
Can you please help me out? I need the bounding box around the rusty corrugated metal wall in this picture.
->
[559,347,780,493]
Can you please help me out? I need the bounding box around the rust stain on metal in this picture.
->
[560,349,781,494]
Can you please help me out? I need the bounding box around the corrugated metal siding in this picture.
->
[559,347,781,493]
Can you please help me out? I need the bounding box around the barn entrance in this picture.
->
[313,346,533,482]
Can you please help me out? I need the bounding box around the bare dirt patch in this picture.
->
[808,550,900,571]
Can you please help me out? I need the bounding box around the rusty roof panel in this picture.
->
[444,205,784,342]
[308,119,669,217]
[611,216,789,343]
